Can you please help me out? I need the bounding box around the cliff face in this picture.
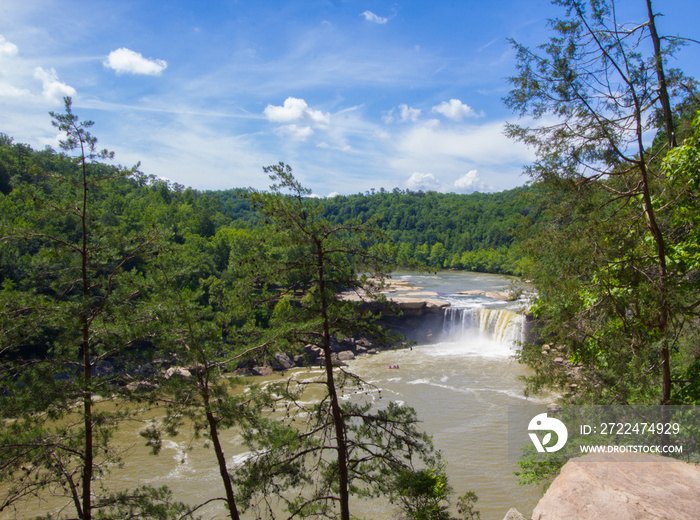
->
[530,452,700,520]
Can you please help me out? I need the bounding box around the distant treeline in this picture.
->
[211,186,539,274]
[1,133,539,277]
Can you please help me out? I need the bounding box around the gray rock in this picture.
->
[336,350,355,361]
[272,352,294,370]
[251,366,274,377]
[164,366,191,379]
[304,344,323,359]
[531,452,700,520]
[502,508,526,520]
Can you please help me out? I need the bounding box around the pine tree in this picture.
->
[236,163,440,520]
[0,98,189,519]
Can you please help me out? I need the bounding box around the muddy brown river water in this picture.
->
[4,272,554,520]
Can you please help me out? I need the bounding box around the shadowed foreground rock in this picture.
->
[531,452,700,520]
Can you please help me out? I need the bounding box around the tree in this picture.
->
[0,98,183,519]
[662,109,700,403]
[505,0,697,404]
[238,163,440,520]
[140,233,284,520]
[392,467,453,520]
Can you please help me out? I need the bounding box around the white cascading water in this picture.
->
[441,306,525,348]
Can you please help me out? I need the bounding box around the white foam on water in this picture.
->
[406,378,432,386]
[423,339,515,359]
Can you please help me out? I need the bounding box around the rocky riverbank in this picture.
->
[236,278,452,376]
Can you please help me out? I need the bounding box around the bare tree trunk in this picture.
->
[645,0,677,410]
[646,0,676,149]
[316,240,350,520]
[80,145,93,520]
[637,160,672,406]
[205,404,241,520]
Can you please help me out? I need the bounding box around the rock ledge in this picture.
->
[531,452,700,520]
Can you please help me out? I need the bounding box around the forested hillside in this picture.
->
[0,136,535,279]
[211,185,536,274]
[0,102,481,520]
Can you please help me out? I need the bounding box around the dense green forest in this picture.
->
[211,186,534,274]
[0,138,534,282]
[0,101,490,520]
[2,0,700,518]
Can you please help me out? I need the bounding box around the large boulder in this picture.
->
[531,452,700,520]
[336,350,355,361]
[304,344,324,359]
[164,366,191,379]
[271,352,294,370]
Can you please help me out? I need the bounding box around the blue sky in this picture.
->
[1,1,699,196]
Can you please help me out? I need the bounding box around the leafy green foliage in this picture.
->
[211,185,536,274]
[0,98,172,520]
[232,164,441,520]
[505,0,700,407]
[392,467,453,520]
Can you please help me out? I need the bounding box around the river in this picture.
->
[3,271,551,520]
[345,271,550,519]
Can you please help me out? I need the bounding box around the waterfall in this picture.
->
[441,307,525,346]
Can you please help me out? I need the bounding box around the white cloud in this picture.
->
[399,104,421,122]
[0,35,19,60]
[432,99,477,121]
[33,67,76,103]
[104,48,167,76]
[396,120,533,165]
[361,11,388,24]
[405,169,491,194]
[0,83,29,98]
[275,124,314,141]
[388,120,535,192]
[383,104,421,123]
[264,97,330,126]
[326,191,340,198]
[454,169,489,192]
[406,172,441,191]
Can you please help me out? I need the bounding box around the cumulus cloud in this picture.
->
[383,104,421,123]
[405,170,491,194]
[275,124,314,141]
[33,67,76,103]
[406,172,441,191]
[0,35,18,60]
[264,97,330,126]
[361,11,388,24]
[454,169,489,192]
[432,99,477,121]
[104,48,167,76]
